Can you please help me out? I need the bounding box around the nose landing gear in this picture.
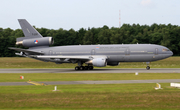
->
[146,66,150,70]
[146,62,150,70]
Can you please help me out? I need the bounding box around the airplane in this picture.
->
[9,19,173,70]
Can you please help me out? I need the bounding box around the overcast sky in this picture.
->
[0,0,180,30]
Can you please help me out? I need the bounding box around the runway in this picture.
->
[0,79,180,86]
[0,68,180,73]
[0,68,179,86]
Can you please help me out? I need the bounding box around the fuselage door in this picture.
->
[91,49,95,55]
[125,48,130,61]
[126,48,130,55]
[155,48,158,55]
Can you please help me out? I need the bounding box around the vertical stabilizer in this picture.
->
[18,19,42,38]
[15,19,54,48]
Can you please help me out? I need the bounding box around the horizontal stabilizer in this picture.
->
[9,47,44,55]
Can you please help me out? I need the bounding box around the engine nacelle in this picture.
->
[92,58,107,67]
[16,37,54,47]
[107,62,120,66]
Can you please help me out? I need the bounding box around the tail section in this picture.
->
[16,19,54,48]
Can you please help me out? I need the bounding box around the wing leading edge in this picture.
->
[33,55,107,60]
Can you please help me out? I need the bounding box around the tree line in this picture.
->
[0,23,180,57]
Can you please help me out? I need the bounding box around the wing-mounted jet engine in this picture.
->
[85,58,107,67]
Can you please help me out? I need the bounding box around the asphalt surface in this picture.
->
[0,68,179,86]
[0,79,180,86]
[0,68,180,73]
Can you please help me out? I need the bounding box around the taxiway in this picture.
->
[0,68,180,73]
[0,79,180,86]
[0,68,179,86]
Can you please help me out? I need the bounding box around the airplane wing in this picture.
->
[32,55,107,60]
[9,47,107,60]
[36,55,92,59]
[8,47,44,55]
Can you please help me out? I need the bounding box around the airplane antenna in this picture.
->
[119,10,121,28]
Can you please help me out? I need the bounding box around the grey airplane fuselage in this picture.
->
[29,44,173,64]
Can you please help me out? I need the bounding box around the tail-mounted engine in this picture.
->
[16,37,54,47]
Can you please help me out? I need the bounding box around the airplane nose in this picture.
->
[170,51,173,56]
[167,51,173,57]
[163,50,173,59]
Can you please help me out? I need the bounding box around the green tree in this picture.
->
[77,28,86,45]
[98,29,112,44]
[83,30,93,44]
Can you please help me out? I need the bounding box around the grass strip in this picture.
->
[0,73,180,82]
[0,84,180,109]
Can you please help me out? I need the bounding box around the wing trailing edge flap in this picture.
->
[8,47,44,55]
[35,55,107,60]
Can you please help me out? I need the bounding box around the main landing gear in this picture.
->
[146,62,150,70]
[75,61,93,70]
[75,66,94,70]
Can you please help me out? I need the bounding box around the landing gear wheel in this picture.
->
[75,66,80,70]
[89,66,94,70]
[80,66,85,70]
[75,65,93,71]
[146,66,150,70]
[85,66,89,70]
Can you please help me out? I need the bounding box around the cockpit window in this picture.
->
[162,48,170,52]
